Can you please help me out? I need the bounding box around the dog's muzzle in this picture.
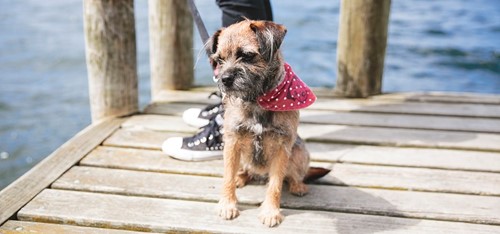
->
[220,73,235,87]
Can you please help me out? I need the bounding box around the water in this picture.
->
[0,0,499,189]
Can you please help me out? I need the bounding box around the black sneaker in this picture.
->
[163,114,224,161]
[182,92,223,127]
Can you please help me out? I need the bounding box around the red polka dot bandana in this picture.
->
[258,63,316,111]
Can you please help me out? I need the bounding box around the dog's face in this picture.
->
[209,20,287,102]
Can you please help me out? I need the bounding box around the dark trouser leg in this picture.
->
[216,0,273,27]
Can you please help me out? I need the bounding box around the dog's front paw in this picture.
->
[259,208,284,227]
[218,198,240,220]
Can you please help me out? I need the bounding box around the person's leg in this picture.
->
[262,0,273,22]
[163,0,274,161]
[216,0,273,27]
[182,0,273,129]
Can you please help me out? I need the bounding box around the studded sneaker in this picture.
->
[162,114,224,161]
[182,92,224,127]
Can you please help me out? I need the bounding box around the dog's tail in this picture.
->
[303,167,331,183]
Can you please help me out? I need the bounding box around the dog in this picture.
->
[209,19,330,227]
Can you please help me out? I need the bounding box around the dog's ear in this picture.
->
[249,21,287,61]
[209,29,222,54]
[208,29,222,69]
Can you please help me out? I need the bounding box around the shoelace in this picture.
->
[208,91,222,99]
[200,103,222,116]
[187,115,224,150]
[199,92,224,118]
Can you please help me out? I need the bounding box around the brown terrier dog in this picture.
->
[209,19,329,227]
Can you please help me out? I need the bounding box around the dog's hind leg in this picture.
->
[235,168,251,188]
[286,139,310,196]
[287,176,309,197]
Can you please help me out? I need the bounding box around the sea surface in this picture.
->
[0,0,499,189]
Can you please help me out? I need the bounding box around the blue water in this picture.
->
[0,0,499,189]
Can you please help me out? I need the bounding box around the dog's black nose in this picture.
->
[221,74,235,87]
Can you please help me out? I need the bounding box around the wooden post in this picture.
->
[83,0,139,122]
[335,0,391,98]
[149,0,193,100]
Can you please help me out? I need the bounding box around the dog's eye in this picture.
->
[215,56,224,64]
[240,52,257,62]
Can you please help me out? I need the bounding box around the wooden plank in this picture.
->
[130,111,500,133]
[144,99,500,121]
[89,140,500,176]
[307,143,500,173]
[95,130,500,173]
[154,90,220,104]
[80,146,223,176]
[110,120,500,152]
[80,149,500,196]
[0,118,125,225]
[150,90,500,118]
[0,221,143,234]
[316,164,500,196]
[51,167,500,225]
[156,88,500,104]
[102,128,189,150]
[122,114,197,133]
[301,111,500,133]
[143,102,207,116]
[298,124,500,152]
[18,189,500,233]
[311,99,500,118]
[373,92,500,105]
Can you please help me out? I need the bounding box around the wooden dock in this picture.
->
[1,89,500,233]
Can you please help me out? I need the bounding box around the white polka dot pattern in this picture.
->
[258,63,317,111]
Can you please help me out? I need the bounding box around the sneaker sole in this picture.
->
[162,137,223,161]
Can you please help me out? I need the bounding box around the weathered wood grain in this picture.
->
[109,118,500,152]
[102,128,189,150]
[301,111,500,133]
[0,221,144,234]
[336,0,391,97]
[7,90,500,233]
[122,114,197,133]
[373,92,500,105]
[82,144,500,176]
[18,189,500,233]
[155,88,500,104]
[144,102,208,116]
[153,90,220,104]
[316,164,500,196]
[141,106,500,133]
[149,0,193,95]
[51,167,500,224]
[311,99,500,118]
[80,149,500,196]
[83,0,138,122]
[0,118,125,225]
[307,143,500,173]
[80,146,223,176]
[299,124,500,152]
[149,90,500,118]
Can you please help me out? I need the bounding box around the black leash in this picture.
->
[187,0,219,83]
[187,0,212,57]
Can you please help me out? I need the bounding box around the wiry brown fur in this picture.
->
[211,20,314,227]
